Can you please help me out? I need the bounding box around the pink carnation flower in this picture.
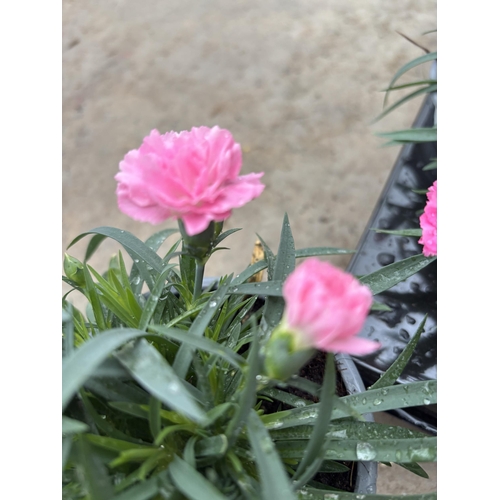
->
[418,180,437,257]
[115,126,265,236]
[282,258,380,355]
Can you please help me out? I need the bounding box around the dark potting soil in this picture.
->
[261,350,356,492]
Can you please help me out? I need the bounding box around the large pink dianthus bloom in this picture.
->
[282,258,380,355]
[418,180,437,257]
[115,126,265,236]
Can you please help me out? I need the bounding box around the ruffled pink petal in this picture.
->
[204,173,265,213]
[418,180,437,257]
[181,212,215,236]
[116,184,173,224]
[320,336,381,355]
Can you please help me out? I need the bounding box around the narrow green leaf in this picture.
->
[115,339,206,423]
[386,51,437,91]
[148,396,162,439]
[117,250,131,286]
[292,455,331,491]
[179,243,196,290]
[273,213,296,280]
[373,228,423,237]
[317,461,351,473]
[76,438,114,500]
[150,324,245,370]
[297,488,436,499]
[398,461,430,478]
[271,420,427,441]
[256,233,276,280]
[62,436,72,469]
[226,320,260,447]
[262,380,437,430]
[82,264,107,331]
[423,160,437,171]
[226,450,260,498]
[374,84,436,123]
[376,127,437,143]
[68,227,164,272]
[84,377,149,404]
[89,357,133,379]
[246,409,297,500]
[382,79,437,92]
[277,436,437,463]
[63,306,75,356]
[107,401,195,426]
[371,301,392,312]
[172,276,232,380]
[369,316,427,390]
[293,353,337,482]
[62,416,89,435]
[295,247,355,258]
[111,469,172,500]
[109,448,159,468]
[359,254,436,296]
[83,233,108,262]
[228,281,283,296]
[232,260,269,286]
[129,229,179,296]
[259,387,313,408]
[212,227,242,247]
[138,265,174,330]
[62,328,150,410]
[163,303,205,329]
[68,226,165,292]
[195,435,228,458]
[144,228,179,251]
[286,377,321,398]
[85,434,154,453]
[168,455,228,500]
[80,390,145,444]
[263,213,295,331]
[202,402,237,429]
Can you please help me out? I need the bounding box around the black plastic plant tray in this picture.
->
[346,95,437,434]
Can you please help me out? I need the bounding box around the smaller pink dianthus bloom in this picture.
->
[418,180,437,257]
[115,126,265,236]
[282,258,380,356]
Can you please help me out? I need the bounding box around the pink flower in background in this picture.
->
[281,258,380,355]
[418,180,437,257]
[115,126,265,236]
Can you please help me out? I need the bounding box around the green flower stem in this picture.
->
[193,262,205,302]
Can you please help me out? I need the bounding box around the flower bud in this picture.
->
[63,253,86,286]
[263,324,315,381]
[263,258,380,381]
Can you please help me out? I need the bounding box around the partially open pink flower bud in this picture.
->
[115,126,265,236]
[282,258,379,355]
[265,258,380,378]
[418,180,437,257]
[264,258,379,380]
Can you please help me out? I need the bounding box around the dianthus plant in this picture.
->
[62,126,437,500]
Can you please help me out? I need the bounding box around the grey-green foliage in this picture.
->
[62,217,436,499]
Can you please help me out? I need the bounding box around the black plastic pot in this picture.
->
[345,94,437,434]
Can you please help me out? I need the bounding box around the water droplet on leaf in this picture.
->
[356,442,376,460]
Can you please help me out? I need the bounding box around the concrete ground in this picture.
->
[62,0,437,495]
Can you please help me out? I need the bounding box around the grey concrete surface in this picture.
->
[63,0,436,495]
